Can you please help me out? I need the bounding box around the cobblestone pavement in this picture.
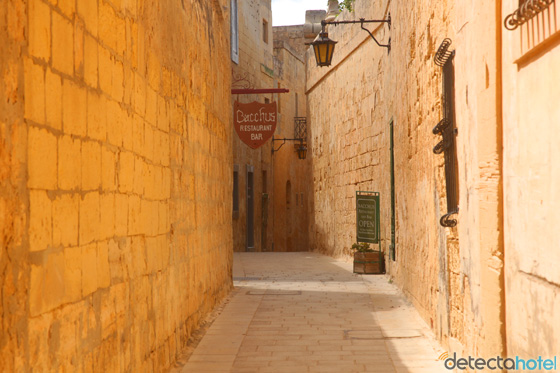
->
[174,252,447,373]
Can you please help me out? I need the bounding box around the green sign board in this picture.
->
[356,192,380,244]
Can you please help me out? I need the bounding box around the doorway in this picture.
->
[246,167,254,251]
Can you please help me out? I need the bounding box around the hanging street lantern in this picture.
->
[311,16,392,68]
[311,31,337,67]
[296,144,308,160]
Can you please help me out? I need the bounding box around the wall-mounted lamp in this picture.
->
[311,15,391,67]
[272,138,308,160]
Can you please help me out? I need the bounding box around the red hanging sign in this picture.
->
[234,101,277,149]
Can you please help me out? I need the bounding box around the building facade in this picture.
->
[231,0,275,252]
[0,0,233,370]
[307,0,559,359]
[271,26,312,252]
[502,0,560,358]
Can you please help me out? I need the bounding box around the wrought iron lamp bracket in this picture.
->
[322,13,391,53]
[271,137,304,153]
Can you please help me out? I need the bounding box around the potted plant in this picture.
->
[352,242,385,274]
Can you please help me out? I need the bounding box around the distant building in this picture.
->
[231,0,275,252]
[231,1,315,252]
[272,21,313,252]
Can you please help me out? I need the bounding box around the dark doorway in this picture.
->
[286,180,292,251]
[246,168,255,251]
[261,170,268,251]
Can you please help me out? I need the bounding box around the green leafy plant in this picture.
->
[351,242,375,252]
[327,0,355,12]
[339,0,355,12]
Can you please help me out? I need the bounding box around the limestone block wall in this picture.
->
[307,0,452,329]
[272,35,311,252]
[273,25,307,57]
[306,0,505,357]
[0,0,233,371]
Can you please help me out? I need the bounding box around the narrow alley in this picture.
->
[1,0,559,371]
[173,253,445,373]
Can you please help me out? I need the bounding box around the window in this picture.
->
[233,165,239,218]
[263,19,269,44]
[231,0,239,63]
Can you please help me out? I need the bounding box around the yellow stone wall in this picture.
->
[272,35,311,252]
[502,0,560,358]
[452,0,505,359]
[1,0,233,370]
[306,0,505,358]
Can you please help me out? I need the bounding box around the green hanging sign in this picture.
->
[356,191,380,244]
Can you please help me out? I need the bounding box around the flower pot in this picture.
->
[353,251,385,274]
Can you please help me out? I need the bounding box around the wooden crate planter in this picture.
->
[353,251,385,274]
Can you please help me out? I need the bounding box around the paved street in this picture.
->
[173,252,447,373]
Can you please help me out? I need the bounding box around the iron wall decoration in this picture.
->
[504,0,555,31]
[234,101,277,149]
[294,117,307,142]
[433,39,459,228]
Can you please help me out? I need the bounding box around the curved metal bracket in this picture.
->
[434,38,454,67]
[504,0,554,31]
[272,138,287,152]
[360,18,391,53]
[271,137,304,153]
[432,118,449,135]
[440,209,458,228]
[322,14,392,54]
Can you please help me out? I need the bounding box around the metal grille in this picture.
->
[433,39,459,228]
[294,117,307,141]
[504,0,554,30]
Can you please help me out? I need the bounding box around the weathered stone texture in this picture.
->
[1,0,232,371]
[273,25,307,58]
[272,28,311,252]
[306,0,504,358]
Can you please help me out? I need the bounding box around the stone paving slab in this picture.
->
[173,252,447,373]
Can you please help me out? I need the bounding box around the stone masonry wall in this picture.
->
[307,0,505,357]
[272,33,311,252]
[0,0,233,371]
[273,25,306,57]
[307,0,453,334]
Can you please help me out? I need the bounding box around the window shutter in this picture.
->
[231,0,239,63]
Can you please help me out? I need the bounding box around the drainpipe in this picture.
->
[496,0,507,359]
